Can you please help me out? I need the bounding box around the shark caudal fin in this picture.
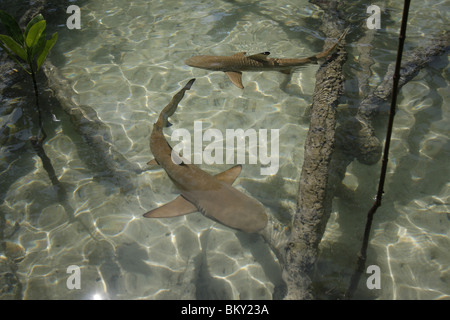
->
[156,78,196,128]
[314,27,350,60]
[184,78,196,90]
[143,165,243,219]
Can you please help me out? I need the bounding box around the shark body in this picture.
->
[144,79,268,233]
[185,29,349,88]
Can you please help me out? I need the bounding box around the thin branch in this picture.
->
[30,66,46,141]
[29,58,61,187]
[346,0,411,299]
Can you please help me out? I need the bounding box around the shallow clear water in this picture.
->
[1,0,449,299]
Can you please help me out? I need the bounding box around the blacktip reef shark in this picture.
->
[185,28,349,89]
[143,78,268,233]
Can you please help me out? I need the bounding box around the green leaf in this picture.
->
[25,20,46,49]
[0,34,27,60]
[24,14,44,38]
[0,41,30,74]
[37,32,57,70]
[0,10,24,45]
[32,29,47,58]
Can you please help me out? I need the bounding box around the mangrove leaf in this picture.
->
[0,10,24,45]
[0,34,27,60]
[32,30,47,59]
[37,32,58,70]
[25,20,46,50]
[24,14,44,39]
[0,41,30,73]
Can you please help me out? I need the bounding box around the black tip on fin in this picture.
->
[184,78,196,90]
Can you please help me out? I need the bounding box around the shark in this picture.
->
[185,28,349,89]
[143,78,268,233]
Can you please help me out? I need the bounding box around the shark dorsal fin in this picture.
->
[225,71,244,89]
[214,165,242,185]
[232,52,246,57]
[143,165,243,219]
[247,52,270,62]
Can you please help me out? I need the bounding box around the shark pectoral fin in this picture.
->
[213,165,242,185]
[143,195,198,218]
[147,158,160,166]
[279,69,292,75]
[225,71,244,89]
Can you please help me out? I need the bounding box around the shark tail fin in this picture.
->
[184,78,196,90]
[314,27,350,60]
